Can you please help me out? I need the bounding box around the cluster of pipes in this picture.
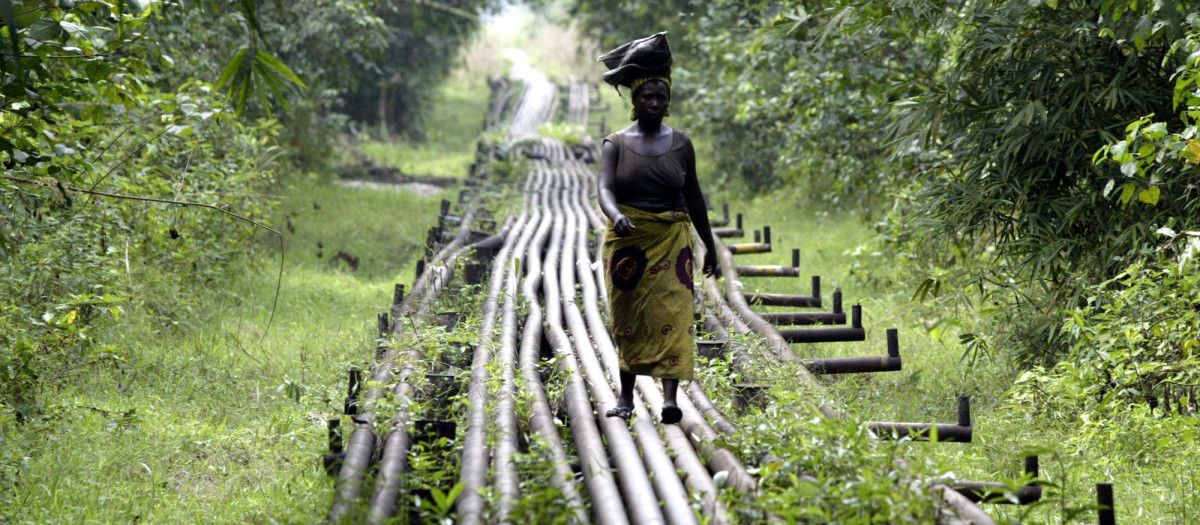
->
[320,74,1121,525]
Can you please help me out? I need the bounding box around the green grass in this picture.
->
[359,76,491,178]
[1,174,443,523]
[699,189,1200,524]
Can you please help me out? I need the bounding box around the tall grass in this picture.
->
[359,77,491,178]
[0,172,443,523]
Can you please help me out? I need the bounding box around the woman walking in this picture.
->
[597,32,719,424]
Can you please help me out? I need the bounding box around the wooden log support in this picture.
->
[869,395,973,443]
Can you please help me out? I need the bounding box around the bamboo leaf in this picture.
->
[214,47,250,91]
[254,49,306,89]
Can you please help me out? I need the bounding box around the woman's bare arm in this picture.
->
[681,136,719,277]
[598,139,634,236]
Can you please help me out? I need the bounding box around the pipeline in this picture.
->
[368,216,519,523]
[564,162,730,524]
[573,171,757,500]
[552,165,686,525]
[950,456,1042,505]
[365,197,510,521]
[512,161,587,522]
[454,211,528,522]
[328,189,484,522]
[492,169,547,518]
[709,229,999,522]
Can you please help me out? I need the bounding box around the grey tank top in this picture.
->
[604,130,689,213]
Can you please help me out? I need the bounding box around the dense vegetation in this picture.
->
[0,0,494,482]
[559,0,1200,519]
[560,0,1200,406]
[5,0,1200,521]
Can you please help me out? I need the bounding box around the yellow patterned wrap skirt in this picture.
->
[604,204,696,380]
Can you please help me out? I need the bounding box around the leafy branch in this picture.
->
[3,174,286,342]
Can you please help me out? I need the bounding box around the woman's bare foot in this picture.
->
[661,402,682,424]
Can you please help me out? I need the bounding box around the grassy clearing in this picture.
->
[1,173,443,523]
[699,188,1200,523]
[359,74,491,178]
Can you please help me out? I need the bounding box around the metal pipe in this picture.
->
[328,367,391,522]
[726,242,771,254]
[760,311,846,325]
[344,370,362,416]
[781,326,866,343]
[1098,483,1116,525]
[566,164,722,524]
[802,328,901,374]
[553,166,667,525]
[492,169,548,519]
[515,164,586,521]
[366,385,412,524]
[950,457,1042,505]
[675,388,758,493]
[367,189,513,523]
[712,213,743,238]
[710,203,730,227]
[934,485,998,525]
[869,396,973,443]
[746,292,821,308]
[455,210,527,524]
[331,190,483,523]
[686,382,737,437]
[323,419,344,476]
[714,238,809,367]
[735,265,799,277]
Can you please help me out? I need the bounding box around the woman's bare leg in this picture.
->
[661,378,682,424]
[662,378,678,405]
[618,370,636,408]
[606,370,637,420]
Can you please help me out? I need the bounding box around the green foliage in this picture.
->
[724,391,940,523]
[1,168,440,521]
[685,1,930,204]
[550,0,692,51]
[0,0,286,425]
[331,1,499,141]
[881,2,1200,363]
[1015,229,1200,418]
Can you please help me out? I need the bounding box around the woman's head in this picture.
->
[630,77,670,121]
[598,33,675,122]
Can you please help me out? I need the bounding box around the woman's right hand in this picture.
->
[612,214,635,237]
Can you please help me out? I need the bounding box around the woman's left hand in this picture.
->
[702,251,720,278]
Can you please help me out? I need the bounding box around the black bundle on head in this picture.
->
[598,32,673,92]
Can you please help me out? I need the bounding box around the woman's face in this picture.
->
[633,80,670,121]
